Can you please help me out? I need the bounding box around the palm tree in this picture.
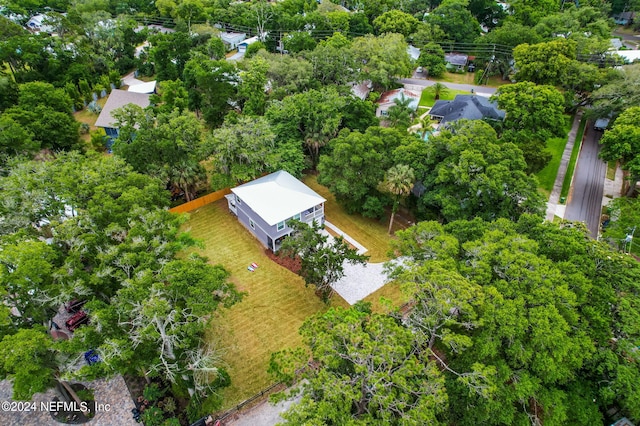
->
[379,164,415,235]
[169,160,206,202]
[386,93,415,129]
[429,82,449,100]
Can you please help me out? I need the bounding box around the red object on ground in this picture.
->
[65,311,89,331]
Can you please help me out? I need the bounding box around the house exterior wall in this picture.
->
[232,194,324,251]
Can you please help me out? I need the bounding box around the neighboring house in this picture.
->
[407,44,421,61]
[614,11,635,26]
[610,38,624,51]
[26,13,56,33]
[220,32,247,50]
[94,89,151,143]
[225,170,326,251]
[350,80,372,100]
[238,35,261,53]
[128,81,157,94]
[429,94,505,125]
[376,88,420,117]
[444,53,468,71]
[613,49,640,63]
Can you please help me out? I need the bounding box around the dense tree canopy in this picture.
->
[599,106,640,194]
[425,0,481,43]
[318,127,412,216]
[351,33,412,90]
[0,153,241,410]
[494,82,566,139]
[413,120,545,222]
[275,217,640,424]
[270,303,448,423]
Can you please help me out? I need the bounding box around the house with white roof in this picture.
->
[220,32,247,50]
[128,80,157,94]
[225,170,326,251]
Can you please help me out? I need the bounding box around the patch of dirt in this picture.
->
[264,249,302,275]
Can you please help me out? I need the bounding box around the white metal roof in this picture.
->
[231,171,326,226]
[128,81,156,93]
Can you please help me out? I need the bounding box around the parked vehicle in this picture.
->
[65,311,89,331]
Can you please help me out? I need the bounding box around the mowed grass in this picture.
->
[363,280,407,313]
[183,200,347,411]
[303,175,392,262]
[560,116,587,201]
[536,115,574,199]
[419,87,469,108]
[436,72,510,88]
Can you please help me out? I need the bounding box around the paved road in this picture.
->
[564,126,607,239]
[612,30,640,49]
[398,77,499,98]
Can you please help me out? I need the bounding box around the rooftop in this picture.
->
[444,53,469,66]
[128,81,157,94]
[231,171,326,226]
[94,89,151,128]
[377,88,421,110]
[430,94,505,124]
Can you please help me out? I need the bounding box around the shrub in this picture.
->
[362,196,385,219]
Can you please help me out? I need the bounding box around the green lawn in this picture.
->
[560,116,587,201]
[419,87,469,108]
[74,97,108,142]
[435,72,511,88]
[536,115,574,198]
[607,161,617,180]
[303,175,393,262]
[184,200,348,411]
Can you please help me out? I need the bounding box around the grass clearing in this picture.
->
[184,200,347,411]
[419,87,469,108]
[607,161,617,180]
[535,115,573,199]
[560,116,587,201]
[74,97,108,142]
[363,280,407,313]
[536,136,567,198]
[303,175,392,262]
[435,72,511,88]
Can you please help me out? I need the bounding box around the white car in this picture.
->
[416,66,424,73]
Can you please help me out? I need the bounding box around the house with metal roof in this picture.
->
[128,80,157,94]
[220,32,247,50]
[94,89,151,144]
[225,171,326,251]
[429,94,505,125]
[444,53,469,71]
[376,88,421,117]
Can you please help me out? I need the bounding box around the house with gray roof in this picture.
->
[444,53,468,71]
[94,89,151,143]
[429,94,505,125]
[226,170,326,251]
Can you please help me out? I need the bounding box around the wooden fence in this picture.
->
[169,188,231,214]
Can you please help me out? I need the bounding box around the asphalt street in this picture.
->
[564,125,607,239]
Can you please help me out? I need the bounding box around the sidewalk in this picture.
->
[320,221,393,305]
[545,111,584,221]
[602,162,625,209]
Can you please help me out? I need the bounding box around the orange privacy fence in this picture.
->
[169,188,231,214]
